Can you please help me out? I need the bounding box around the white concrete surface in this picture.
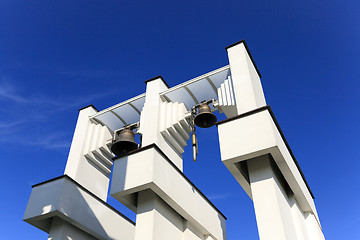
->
[217,76,237,117]
[134,190,184,240]
[217,108,325,239]
[64,105,113,201]
[110,77,226,240]
[48,217,97,240]
[183,220,205,240]
[217,108,319,221]
[24,176,135,240]
[159,101,192,155]
[24,41,325,240]
[111,146,226,240]
[248,155,298,240]
[226,41,266,114]
[139,77,184,170]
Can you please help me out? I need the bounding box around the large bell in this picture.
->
[111,128,138,156]
[194,102,217,128]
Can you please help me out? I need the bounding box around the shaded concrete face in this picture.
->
[48,217,98,240]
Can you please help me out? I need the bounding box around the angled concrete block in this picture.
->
[24,176,135,240]
[217,106,318,223]
[110,144,226,240]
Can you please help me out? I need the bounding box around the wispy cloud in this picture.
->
[0,79,58,106]
[0,79,116,111]
[0,80,117,150]
[0,81,30,103]
[27,134,71,150]
[59,69,127,79]
[52,90,117,112]
[0,130,70,150]
[339,217,360,230]
[0,120,28,129]
[0,120,30,137]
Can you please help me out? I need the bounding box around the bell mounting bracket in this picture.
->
[191,99,217,115]
[113,122,140,142]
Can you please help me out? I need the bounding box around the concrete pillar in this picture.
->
[135,77,186,240]
[247,155,298,240]
[139,76,183,170]
[134,190,184,240]
[226,41,266,114]
[64,105,111,201]
[289,195,308,240]
[48,217,96,240]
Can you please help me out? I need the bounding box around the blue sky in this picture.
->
[1,0,359,239]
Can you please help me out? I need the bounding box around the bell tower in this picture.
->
[24,40,325,240]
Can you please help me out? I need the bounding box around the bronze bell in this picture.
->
[194,102,217,128]
[111,128,138,156]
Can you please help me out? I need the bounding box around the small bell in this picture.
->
[111,128,138,156]
[194,102,217,128]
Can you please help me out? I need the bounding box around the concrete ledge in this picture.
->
[217,106,319,223]
[110,144,226,240]
[23,176,135,240]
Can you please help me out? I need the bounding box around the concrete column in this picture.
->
[289,195,308,240]
[139,76,183,170]
[48,217,96,240]
[140,78,168,146]
[134,190,184,240]
[226,41,266,114]
[64,105,110,201]
[247,155,298,240]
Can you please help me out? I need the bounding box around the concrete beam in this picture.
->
[23,175,135,240]
[110,144,226,240]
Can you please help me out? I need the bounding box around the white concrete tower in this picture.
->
[24,40,324,240]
